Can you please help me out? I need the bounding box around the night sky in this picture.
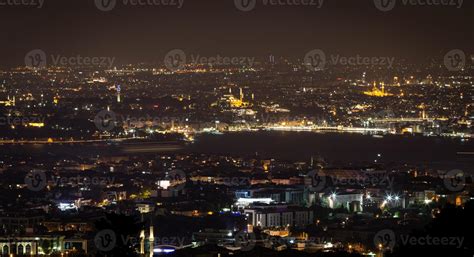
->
[0,0,472,67]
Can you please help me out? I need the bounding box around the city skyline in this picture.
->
[0,1,472,257]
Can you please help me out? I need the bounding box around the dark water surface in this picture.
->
[2,132,473,170]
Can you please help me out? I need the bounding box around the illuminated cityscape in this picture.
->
[0,1,473,257]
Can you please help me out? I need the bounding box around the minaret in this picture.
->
[239,88,244,101]
[140,229,145,254]
[149,224,154,257]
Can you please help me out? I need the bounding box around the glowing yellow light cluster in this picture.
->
[363,82,393,97]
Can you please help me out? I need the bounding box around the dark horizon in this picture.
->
[0,0,472,68]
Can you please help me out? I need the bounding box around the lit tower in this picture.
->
[149,223,154,257]
[239,87,244,101]
[116,85,121,103]
[419,103,427,119]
